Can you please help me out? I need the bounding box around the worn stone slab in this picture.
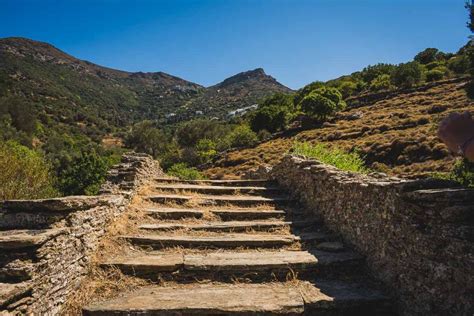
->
[211,209,286,220]
[0,282,31,308]
[83,282,304,315]
[155,178,275,187]
[183,250,317,272]
[0,228,64,250]
[148,194,291,206]
[101,253,184,273]
[139,221,291,232]
[155,184,281,195]
[144,207,204,219]
[0,195,123,213]
[122,234,297,249]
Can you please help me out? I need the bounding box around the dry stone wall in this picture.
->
[272,155,473,316]
[0,153,163,315]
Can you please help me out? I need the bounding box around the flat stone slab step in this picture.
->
[155,178,274,187]
[122,234,297,249]
[83,281,392,315]
[139,221,291,232]
[144,207,204,219]
[144,207,287,220]
[0,228,64,250]
[101,250,363,277]
[148,194,292,206]
[154,184,282,195]
[211,209,286,220]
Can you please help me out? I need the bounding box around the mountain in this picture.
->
[0,37,291,142]
[186,68,292,118]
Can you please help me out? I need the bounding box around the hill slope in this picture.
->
[0,37,290,142]
[204,79,474,178]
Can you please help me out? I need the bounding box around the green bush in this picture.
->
[426,69,445,82]
[249,93,294,133]
[292,142,368,173]
[176,119,231,147]
[0,140,58,200]
[196,138,218,164]
[414,48,445,64]
[451,159,474,187]
[125,120,170,158]
[391,62,423,88]
[225,125,258,148]
[369,74,393,91]
[294,81,325,105]
[299,87,346,121]
[361,63,396,83]
[167,163,205,180]
[57,150,109,195]
[447,55,470,74]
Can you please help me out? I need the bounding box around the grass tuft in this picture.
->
[292,141,369,173]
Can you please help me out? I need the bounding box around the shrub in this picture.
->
[414,48,445,64]
[293,81,325,105]
[338,81,358,98]
[257,129,272,141]
[196,138,217,164]
[361,63,396,83]
[125,120,170,158]
[57,150,109,195]
[369,74,393,91]
[250,106,288,133]
[0,140,58,199]
[225,125,258,148]
[299,87,346,121]
[292,142,368,173]
[447,55,470,74]
[451,159,474,187]
[426,69,445,82]
[391,62,423,88]
[167,163,205,180]
[176,119,231,147]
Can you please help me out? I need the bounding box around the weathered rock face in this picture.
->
[272,155,474,316]
[0,153,163,315]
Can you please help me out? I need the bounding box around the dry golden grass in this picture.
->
[205,81,474,178]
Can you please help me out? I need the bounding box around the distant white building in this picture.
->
[196,110,203,115]
[227,104,258,118]
[165,113,176,119]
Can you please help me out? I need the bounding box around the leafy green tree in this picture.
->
[57,150,109,195]
[391,62,423,88]
[426,69,445,82]
[369,74,393,91]
[196,138,218,164]
[0,140,58,199]
[176,119,231,147]
[294,81,325,106]
[249,93,294,133]
[299,87,346,121]
[447,55,470,74]
[338,81,358,98]
[125,120,170,158]
[225,125,258,148]
[361,64,396,83]
[167,163,205,180]
[414,48,446,64]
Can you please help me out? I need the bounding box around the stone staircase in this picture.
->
[82,178,394,315]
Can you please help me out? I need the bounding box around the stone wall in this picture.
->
[0,153,163,315]
[272,155,473,316]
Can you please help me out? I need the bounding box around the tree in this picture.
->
[391,62,423,88]
[361,64,396,83]
[0,140,58,200]
[414,48,445,64]
[57,150,109,195]
[299,87,346,121]
[225,125,258,148]
[249,93,294,133]
[125,120,170,158]
[175,119,230,147]
[369,74,393,91]
[294,81,325,106]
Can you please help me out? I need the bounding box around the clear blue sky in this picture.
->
[0,0,470,89]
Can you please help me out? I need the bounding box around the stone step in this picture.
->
[154,184,282,195]
[83,281,393,315]
[155,178,275,187]
[139,220,291,232]
[144,207,287,221]
[121,233,297,249]
[211,209,286,220]
[101,250,363,280]
[0,229,64,250]
[148,194,291,207]
[0,281,31,309]
[144,207,204,219]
